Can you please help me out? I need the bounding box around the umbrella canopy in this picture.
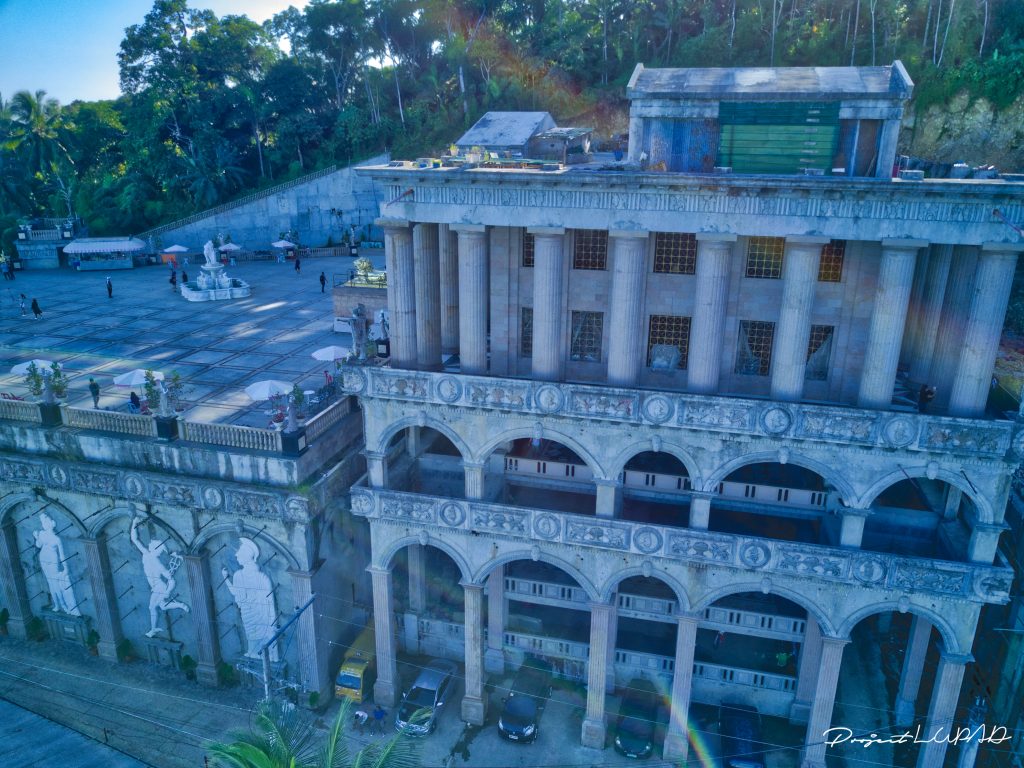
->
[219,242,242,252]
[244,380,293,401]
[112,369,164,388]
[311,345,350,362]
[162,244,189,253]
[11,359,58,375]
[64,237,146,254]
[271,239,296,249]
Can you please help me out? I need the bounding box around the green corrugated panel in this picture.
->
[716,102,839,173]
[719,102,840,125]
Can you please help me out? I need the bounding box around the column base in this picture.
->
[894,696,916,727]
[97,639,120,661]
[484,647,505,675]
[662,730,689,761]
[402,613,420,654]
[581,717,606,749]
[800,760,826,768]
[789,700,812,724]
[3,616,29,640]
[196,662,220,686]
[374,678,398,707]
[461,695,487,725]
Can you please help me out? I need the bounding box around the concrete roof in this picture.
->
[456,112,556,149]
[627,61,913,101]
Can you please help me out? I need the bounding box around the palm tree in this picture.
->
[207,698,421,768]
[5,90,67,176]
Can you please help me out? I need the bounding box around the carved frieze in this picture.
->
[775,546,845,578]
[471,507,527,535]
[565,520,630,550]
[226,491,284,520]
[922,423,1007,455]
[70,468,118,495]
[373,374,429,399]
[799,411,876,444]
[467,383,528,410]
[678,401,753,432]
[892,563,968,595]
[150,480,196,506]
[666,533,733,563]
[0,460,44,483]
[350,489,375,516]
[567,391,636,420]
[381,497,435,523]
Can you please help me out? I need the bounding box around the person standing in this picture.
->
[370,703,387,735]
[106,276,113,298]
[88,377,100,408]
[181,269,188,284]
[19,293,26,316]
[30,298,42,320]
[294,256,301,275]
[319,271,327,292]
[169,271,177,292]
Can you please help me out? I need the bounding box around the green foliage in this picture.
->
[116,638,135,661]
[143,369,162,412]
[181,654,198,680]
[26,616,46,642]
[0,607,9,631]
[86,629,100,649]
[217,660,239,687]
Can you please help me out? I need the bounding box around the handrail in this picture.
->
[0,399,42,424]
[179,420,283,452]
[62,406,158,437]
[304,398,351,443]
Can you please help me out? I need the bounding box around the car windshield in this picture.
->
[504,694,538,723]
[619,715,651,739]
[336,673,360,689]
[398,702,425,722]
[513,668,549,697]
[406,687,435,707]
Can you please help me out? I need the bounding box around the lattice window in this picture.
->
[745,237,785,279]
[522,232,535,267]
[735,320,775,376]
[570,311,604,362]
[647,315,691,369]
[805,324,834,381]
[520,307,533,358]
[817,240,845,282]
[572,230,608,270]
[653,233,697,274]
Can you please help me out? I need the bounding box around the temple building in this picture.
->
[344,61,1023,767]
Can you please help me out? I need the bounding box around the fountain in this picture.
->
[180,241,252,302]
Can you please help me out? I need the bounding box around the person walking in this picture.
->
[106,276,113,298]
[1,260,9,280]
[169,271,177,292]
[88,378,101,408]
[181,269,188,285]
[319,271,327,292]
[294,257,301,275]
[30,298,42,320]
[370,703,387,735]
[19,293,27,316]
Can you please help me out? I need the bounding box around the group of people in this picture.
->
[1,259,15,280]
[19,293,42,319]
[352,704,389,736]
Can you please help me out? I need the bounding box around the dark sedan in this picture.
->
[497,657,554,743]
[613,678,660,759]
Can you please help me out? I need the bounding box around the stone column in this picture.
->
[82,536,123,661]
[405,426,421,457]
[875,119,900,179]
[370,566,398,706]
[928,247,978,407]
[771,237,829,401]
[916,652,971,768]
[289,568,326,697]
[485,565,506,674]
[967,523,1004,564]
[461,582,487,724]
[790,620,822,723]
[402,545,425,654]
[908,244,953,382]
[857,240,924,409]
[663,615,699,761]
[455,225,489,375]
[595,478,623,519]
[439,224,460,355]
[364,451,388,489]
[581,602,614,749]
[606,230,649,386]
[948,246,1021,417]
[627,116,644,164]
[838,509,869,548]
[464,460,486,501]
[689,493,713,529]
[381,220,417,369]
[531,228,566,381]
[604,595,618,693]
[413,223,441,371]
[901,248,931,370]
[688,234,736,393]
[0,520,32,638]
[800,636,848,768]
[944,488,963,520]
[895,616,933,726]
[183,553,220,686]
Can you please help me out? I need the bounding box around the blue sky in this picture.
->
[0,0,308,104]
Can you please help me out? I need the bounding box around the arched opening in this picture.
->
[711,463,830,544]
[620,452,692,528]
[485,437,598,515]
[385,426,465,497]
[392,544,466,661]
[612,576,681,686]
[865,478,975,560]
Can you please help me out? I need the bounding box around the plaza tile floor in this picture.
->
[0,253,382,427]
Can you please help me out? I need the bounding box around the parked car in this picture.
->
[613,678,660,759]
[718,703,767,768]
[497,657,554,742]
[394,658,458,735]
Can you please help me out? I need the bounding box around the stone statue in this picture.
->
[350,304,369,361]
[203,240,219,267]
[221,538,278,661]
[131,517,189,637]
[33,512,80,616]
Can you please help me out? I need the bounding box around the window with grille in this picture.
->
[653,233,697,274]
[735,320,775,376]
[647,315,691,369]
[817,240,845,282]
[805,324,834,380]
[745,237,785,279]
[520,307,533,358]
[570,311,604,362]
[573,230,608,270]
[522,232,535,267]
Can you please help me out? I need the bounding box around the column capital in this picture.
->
[588,600,616,614]
[376,217,411,231]
[451,223,487,235]
[527,226,565,236]
[938,651,974,665]
[592,476,623,489]
[880,238,929,250]
[459,580,486,592]
[367,565,392,577]
[462,459,486,470]
[695,232,737,242]
[820,634,851,647]
[840,506,873,518]
[608,229,649,240]
[690,490,716,501]
[362,449,387,461]
[676,612,702,626]
[784,236,831,246]
[981,242,1024,253]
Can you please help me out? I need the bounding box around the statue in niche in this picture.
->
[222,538,278,661]
[203,240,219,267]
[350,304,369,360]
[33,512,80,616]
[130,517,190,637]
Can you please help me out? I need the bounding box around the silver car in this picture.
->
[395,659,459,735]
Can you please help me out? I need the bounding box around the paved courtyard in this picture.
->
[0,253,382,426]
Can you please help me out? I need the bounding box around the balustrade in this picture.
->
[179,420,283,452]
[0,399,41,423]
[303,398,351,443]
[62,406,158,437]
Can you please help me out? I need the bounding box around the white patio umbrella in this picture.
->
[244,380,293,401]
[271,239,296,249]
[219,242,242,252]
[11,359,58,375]
[112,369,164,388]
[162,244,189,253]
[311,345,350,362]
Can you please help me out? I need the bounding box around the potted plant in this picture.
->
[116,638,136,662]
[26,616,46,642]
[25,362,67,426]
[216,660,239,687]
[86,628,100,655]
[143,370,161,414]
[181,654,198,681]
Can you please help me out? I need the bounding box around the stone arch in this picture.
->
[693,582,836,637]
[608,441,703,489]
[600,567,692,611]
[189,523,302,571]
[375,415,471,461]
[473,548,601,599]
[857,467,992,523]
[3,494,89,537]
[478,427,607,480]
[837,602,963,654]
[0,491,39,526]
[373,534,472,583]
[704,450,856,503]
[89,507,189,551]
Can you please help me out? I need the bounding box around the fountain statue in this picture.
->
[181,240,251,302]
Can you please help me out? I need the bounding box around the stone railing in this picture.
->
[304,398,351,444]
[179,420,282,452]
[62,406,158,438]
[0,399,41,424]
[339,365,1018,460]
[693,660,797,693]
[701,605,806,640]
[351,486,1014,605]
